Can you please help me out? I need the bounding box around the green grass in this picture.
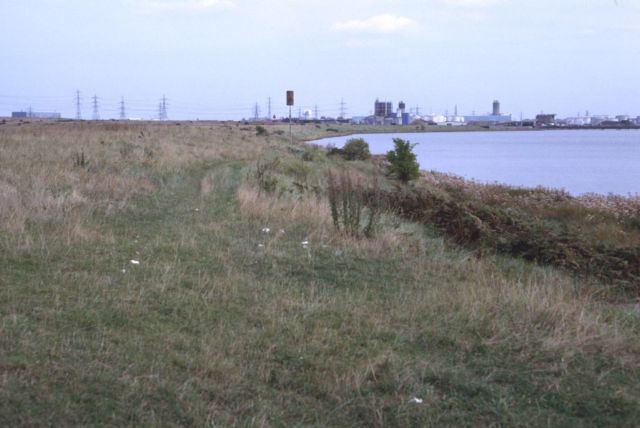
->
[0,121,639,426]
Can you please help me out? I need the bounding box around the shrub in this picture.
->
[255,125,268,136]
[72,149,87,168]
[255,158,280,194]
[386,138,420,183]
[327,170,380,237]
[342,138,371,161]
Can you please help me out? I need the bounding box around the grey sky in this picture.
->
[1,0,638,119]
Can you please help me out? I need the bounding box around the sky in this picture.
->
[1,0,639,120]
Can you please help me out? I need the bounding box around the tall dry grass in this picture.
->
[236,172,640,371]
[0,121,271,247]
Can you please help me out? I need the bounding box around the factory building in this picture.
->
[373,99,399,125]
[535,114,556,127]
[462,100,511,125]
[12,110,61,119]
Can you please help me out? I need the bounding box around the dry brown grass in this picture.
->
[236,178,638,364]
[0,120,274,248]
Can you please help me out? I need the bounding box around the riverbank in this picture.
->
[1,121,638,426]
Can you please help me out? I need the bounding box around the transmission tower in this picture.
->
[75,90,82,120]
[253,103,260,121]
[314,105,319,120]
[119,97,126,120]
[267,97,272,120]
[159,95,168,120]
[92,95,100,120]
[339,98,346,119]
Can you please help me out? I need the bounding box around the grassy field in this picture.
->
[1,120,639,426]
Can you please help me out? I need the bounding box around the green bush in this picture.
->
[342,138,371,161]
[386,138,420,183]
[255,125,268,136]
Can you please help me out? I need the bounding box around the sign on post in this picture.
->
[286,90,294,106]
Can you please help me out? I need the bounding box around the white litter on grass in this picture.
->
[121,269,127,273]
[279,229,285,234]
[258,243,265,248]
[194,208,200,212]
[130,259,140,265]
[301,240,309,248]
[409,397,423,404]
[261,227,271,233]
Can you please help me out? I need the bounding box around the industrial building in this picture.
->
[535,114,556,127]
[12,110,61,119]
[462,100,512,125]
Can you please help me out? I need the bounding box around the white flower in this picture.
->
[261,227,271,233]
[409,397,423,404]
[130,260,140,265]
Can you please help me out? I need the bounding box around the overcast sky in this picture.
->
[1,0,639,120]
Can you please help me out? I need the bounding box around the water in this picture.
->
[318,129,640,196]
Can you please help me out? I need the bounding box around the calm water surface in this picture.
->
[318,129,640,196]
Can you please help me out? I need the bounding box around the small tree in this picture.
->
[342,138,371,161]
[386,138,420,183]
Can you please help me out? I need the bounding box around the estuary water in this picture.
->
[318,129,640,196]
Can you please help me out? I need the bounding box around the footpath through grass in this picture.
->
[1,121,639,426]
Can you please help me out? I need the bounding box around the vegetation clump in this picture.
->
[386,138,420,183]
[342,138,371,161]
[255,125,268,136]
[327,169,379,237]
[379,171,640,288]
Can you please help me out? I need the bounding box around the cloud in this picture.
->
[139,0,234,13]
[332,14,417,34]
[443,0,505,7]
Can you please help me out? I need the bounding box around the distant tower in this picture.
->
[253,103,260,121]
[75,90,82,120]
[267,97,271,120]
[92,95,100,120]
[454,104,458,117]
[119,97,126,120]
[339,98,346,119]
[160,95,168,120]
[314,105,319,120]
[398,101,406,115]
[492,100,501,116]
